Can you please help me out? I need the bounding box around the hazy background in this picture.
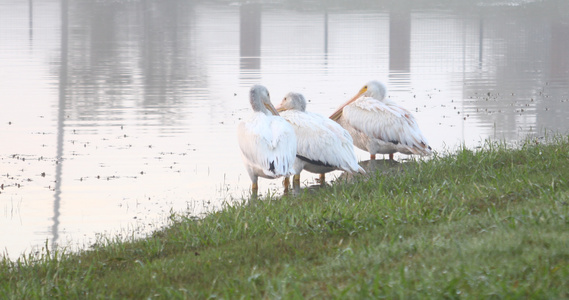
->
[1,0,568,259]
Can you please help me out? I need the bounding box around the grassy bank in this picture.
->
[2,137,569,299]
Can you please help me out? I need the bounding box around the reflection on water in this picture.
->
[53,0,69,251]
[1,0,568,259]
[240,3,262,71]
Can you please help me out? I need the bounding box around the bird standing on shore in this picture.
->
[277,92,364,186]
[237,85,297,194]
[329,81,431,160]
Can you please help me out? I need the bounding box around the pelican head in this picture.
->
[362,81,388,101]
[277,92,307,112]
[330,80,388,121]
[250,84,279,116]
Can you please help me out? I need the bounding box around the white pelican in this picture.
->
[277,92,364,186]
[330,81,432,160]
[237,85,297,194]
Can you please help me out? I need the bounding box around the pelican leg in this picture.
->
[292,174,301,194]
[293,174,300,187]
[252,182,258,197]
[318,173,326,185]
[283,177,291,194]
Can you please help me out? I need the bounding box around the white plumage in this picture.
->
[277,92,364,185]
[237,85,297,193]
[330,81,432,160]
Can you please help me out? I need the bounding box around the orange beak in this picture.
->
[264,102,280,116]
[329,85,368,121]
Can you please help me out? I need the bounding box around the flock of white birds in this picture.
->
[237,81,432,194]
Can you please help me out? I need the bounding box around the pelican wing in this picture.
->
[344,98,430,154]
[237,113,297,178]
[308,111,354,146]
[281,111,362,173]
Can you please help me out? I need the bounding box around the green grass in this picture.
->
[2,136,569,299]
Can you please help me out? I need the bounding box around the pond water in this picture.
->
[1,0,568,260]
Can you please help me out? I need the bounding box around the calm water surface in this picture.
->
[1,0,568,259]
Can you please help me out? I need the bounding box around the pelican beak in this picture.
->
[264,102,280,116]
[329,85,368,121]
[276,106,286,113]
